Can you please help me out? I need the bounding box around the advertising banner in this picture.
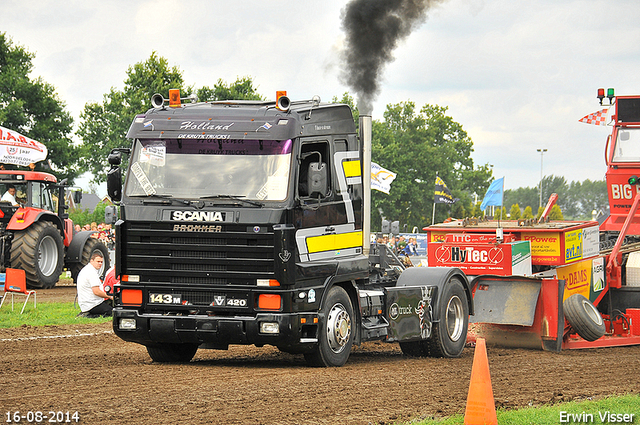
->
[0,125,48,166]
[428,239,531,276]
[552,257,606,303]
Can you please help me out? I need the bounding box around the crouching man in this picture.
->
[77,252,113,317]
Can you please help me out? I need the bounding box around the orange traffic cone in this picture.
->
[463,337,498,425]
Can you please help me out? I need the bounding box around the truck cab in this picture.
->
[109,93,471,366]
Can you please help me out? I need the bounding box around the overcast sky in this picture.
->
[3,0,640,194]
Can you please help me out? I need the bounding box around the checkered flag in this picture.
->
[579,108,609,126]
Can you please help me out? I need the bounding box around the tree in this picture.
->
[522,206,534,219]
[0,33,79,181]
[509,204,521,220]
[504,186,538,213]
[77,53,263,183]
[549,204,564,220]
[370,101,493,231]
[197,77,263,102]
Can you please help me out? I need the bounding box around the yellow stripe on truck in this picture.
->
[342,160,361,178]
[306,231,363,254]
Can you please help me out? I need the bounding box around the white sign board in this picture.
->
[0,125,48,166]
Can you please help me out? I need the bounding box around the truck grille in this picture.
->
[122,222,275,286]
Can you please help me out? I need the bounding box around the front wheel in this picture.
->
[146,343,199,363]
[304,286,354,367]
[10,221,64,289]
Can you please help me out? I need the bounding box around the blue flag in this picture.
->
[480,177,504,210]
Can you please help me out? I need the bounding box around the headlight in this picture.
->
[260,322,279,334]
[118,318,137,330]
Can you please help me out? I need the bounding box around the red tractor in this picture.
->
[0,170,110,288]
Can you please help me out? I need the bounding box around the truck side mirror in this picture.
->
[73,191,82,204]
[308,162,328,198]
[381,219,390,233]
[107,167,122,202]
[108,151,122,166]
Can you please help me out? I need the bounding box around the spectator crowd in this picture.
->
[74,222,115,249]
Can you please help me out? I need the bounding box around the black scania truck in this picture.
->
[106,91,473,367]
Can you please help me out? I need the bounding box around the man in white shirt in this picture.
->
[76,252,113,317]
[1,185,19,206]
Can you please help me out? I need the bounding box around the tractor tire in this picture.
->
[146,343,199,363]
[399,277,469,358]
[70,238,110,282]
[10,221,64,289]
[564,294,606,342]
[304,286,354,367]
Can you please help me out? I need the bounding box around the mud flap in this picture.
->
[385,286,436,343]
[469,276,564,352]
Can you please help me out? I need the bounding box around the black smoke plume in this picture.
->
[340,0,443,114]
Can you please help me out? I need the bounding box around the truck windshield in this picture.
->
[124,138,293,201]
[612,128,640,163]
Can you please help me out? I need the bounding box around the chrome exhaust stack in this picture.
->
[359,114,372,256]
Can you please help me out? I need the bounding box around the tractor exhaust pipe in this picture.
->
[360,114,372,256]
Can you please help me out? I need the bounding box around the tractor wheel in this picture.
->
[564,294,606,342]
[70,238,110,282]
[10,221,64,289]
[146,343,199,363]
[304,286,354,367]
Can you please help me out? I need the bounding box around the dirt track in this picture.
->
[1,286,640,425]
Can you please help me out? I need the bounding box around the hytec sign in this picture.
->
[428,234,531,276]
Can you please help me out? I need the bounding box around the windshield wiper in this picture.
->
[129,193,190,205]
[129,193,171,198]
[200,194,264,207]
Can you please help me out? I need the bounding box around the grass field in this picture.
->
[0,299,111,328]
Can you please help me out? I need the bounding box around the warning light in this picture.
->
[597,88,605,104]
[629,176,639,185]
[169,89,181,108]
[607,88,615,103]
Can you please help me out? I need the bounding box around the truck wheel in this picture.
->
[304,286,354,367]
[564,294,606,342]
[70,238,110,281]
[10,221,64,289]
[399,278,468,358]
[426,277,469,358]
[146,343,199,362]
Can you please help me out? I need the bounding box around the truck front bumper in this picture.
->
[113,308,319,351]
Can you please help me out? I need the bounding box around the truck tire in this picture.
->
[564,294,606,342]
[70,238,110,282]
[304,286,354,367]
[146,343,199,362]
[10,221,64,289]
[399,277,469,358]
[426,277,469,357]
